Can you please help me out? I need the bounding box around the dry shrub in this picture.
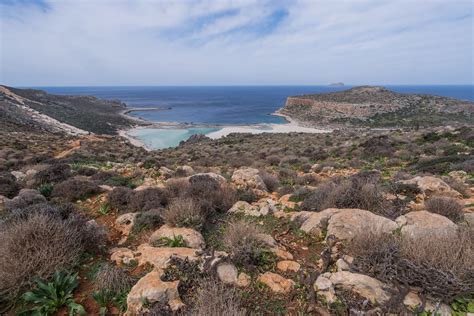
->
[128,187,167,212]
[107,186,133,212]
[94,263,136,293]
[161,198,204,229]
[52,178,101,201]
[302,172,392,217]
[0,203,104,301]
[34,163,71,185]
[259,171,280,192]
[191,278,245,316]
[224,220,268,267]
[425,196,464,222]
[132,208,164,233]
[0,171,19,198]
[4,189,46,211]
[266,155,281,166]
[349,228,474,302]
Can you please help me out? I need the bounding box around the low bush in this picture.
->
[51,178,101,201]
[4,189,46,211]
[224,220,270,268]
[161,198,204,229]
[259,171,280,192]
[132,208,164,233]
[0,171,19,198]
[34,163,71,185]
[349,228,474,303]
[107,186,133,212]
[425,196,464,222]
[0,203,104,303]
[94,264,135,294]
[191,278,246,316]
[128,187,167,212]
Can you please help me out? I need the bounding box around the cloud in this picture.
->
[0,0,472,85]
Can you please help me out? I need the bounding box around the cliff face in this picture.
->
[0,86,139,135]
[281,86,474,128]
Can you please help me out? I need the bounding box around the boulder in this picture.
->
[236,272,251,287]
[135,244,198,269]
[336,255,354,272]
[271,248,294,260]
[115,212,138,241]
[216,263,238,284]
[326,209,398,241]
[231,167,267,192]
[314,273,337,304]
[400,176,461,198]
[228,201,260,217]
[465,213,474,227]
[11,171,26,181]
[258,272,295,294]
[278,194,297,209]
[159,167,173,179]
[150,224,205,249]
[403,292,452,316]
[396,211,457,238]
[176,165,194,176]
[316,271,394,305]
[125,270,183,315]
[299,208,342,234]
[277,260,301,272]
[4,189,46,211]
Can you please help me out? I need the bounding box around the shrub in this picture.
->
[51,178,101,201]
[94,264,135,294]
[75,166,97,176]
[259,171,280,192]
[22,271,85,315]
[107,186,133,212]
[191,278,246,316]
[34,164,71,185]
[186,176,236,214]
[161,198,204,229]
[349,228,474,303]
[128,187,167,212]
[237,188,258,203]
[0,171,19,198]
[425,196,464,222]
[132,208,164,233]
[4,189,46,211]
[0,203,104,301]
[266,155,281,166]
[37,183,54,198]
[223,220,269,267]
[103,175,136,188]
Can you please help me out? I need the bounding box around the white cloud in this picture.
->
[0,0,472,85]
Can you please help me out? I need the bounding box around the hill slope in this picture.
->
[280,86,474,127]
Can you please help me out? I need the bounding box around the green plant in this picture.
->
[21,271,85,316]
[98,203,110,216]
[152,235,187,247]
[92,290,109,316]
[451,297,474,316]
[37,183,54,198]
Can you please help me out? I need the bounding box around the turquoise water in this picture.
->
[128,127,219,149]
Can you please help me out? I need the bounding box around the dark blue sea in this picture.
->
[35,85,474,125]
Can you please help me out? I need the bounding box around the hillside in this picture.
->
[0,85,140,135]
[281,86,474,127]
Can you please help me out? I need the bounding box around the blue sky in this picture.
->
[0,0,473,85]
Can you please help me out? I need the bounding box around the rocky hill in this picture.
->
[281,86,474,128]
[0,85,139,135]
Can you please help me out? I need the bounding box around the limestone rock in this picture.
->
[11,171,26,181]
[176,165,194,176]
[258,272,295,294]
[231,167,267,192]
[271,248,294,260]
[277,260,301,272]
[400,176,461,198]
[328,271,393,305]
[125,270,183,315]
[135,244,198,269]
[110,247,135,265]
[403,292,452,316]
[228,201,260,217]
[150,224,205,249]
[257,233,277,248]
[326,209,398,241]
[236,272,251,287]
[299,208,342,234]
[278,194,297,209]
[336,255,353,272]
[216,263,238,284]
[115,213,138,242]
[189,172,226,185]
[396,211,457,238]
[159,167,173,178]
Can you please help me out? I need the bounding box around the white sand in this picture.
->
[206,122,331,139]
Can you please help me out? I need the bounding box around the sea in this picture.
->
[36,85,474,149]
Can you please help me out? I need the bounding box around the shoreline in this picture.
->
[118,107,332,150]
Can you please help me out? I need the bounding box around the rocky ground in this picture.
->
[1,123,473,315]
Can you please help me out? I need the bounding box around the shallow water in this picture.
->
[128,127,219,149]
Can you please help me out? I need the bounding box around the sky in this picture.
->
[0,0,473,86]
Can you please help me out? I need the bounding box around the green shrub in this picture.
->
[21,271,85,315]
[37,183,54,198]
[152,235,187,248]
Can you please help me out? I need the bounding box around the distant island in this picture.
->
[329,82,344,86]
